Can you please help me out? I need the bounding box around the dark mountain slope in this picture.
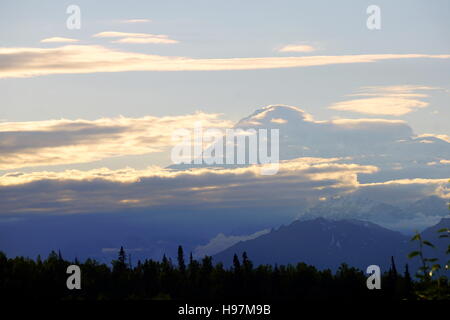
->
[213,218,411,271]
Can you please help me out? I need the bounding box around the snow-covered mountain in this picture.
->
[297,195,449,232]
[172,104,450,181]
[213,218,410,271]
[213,217,450,272]
[170,104,450,230]
[234,105,450,179]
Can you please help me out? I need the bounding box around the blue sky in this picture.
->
[1,0,449,130]
[0,1,449,259]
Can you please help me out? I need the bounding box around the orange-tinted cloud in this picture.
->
[40,37,79,43]
[1,45,449,78]
[0,157,377,214]
[0,112,232,170]
[329,85,441,116]
[93,31,178,44]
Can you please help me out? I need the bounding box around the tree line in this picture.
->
[2,245,448,300]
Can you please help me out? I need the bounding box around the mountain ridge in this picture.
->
[212,217,449,273]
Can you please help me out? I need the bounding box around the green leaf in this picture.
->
[431,264,441,271]
[437,228,449,233]
[424,258,438,262]
[408,251,420,258]
[411,234,421,241]
[423,240,435,248]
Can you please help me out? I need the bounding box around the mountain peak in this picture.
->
[213,217,409,271]
[236,104,313,127]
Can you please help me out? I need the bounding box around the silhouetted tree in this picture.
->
[404,263,414,299]
[177,246,186,273]
[242,252,253,273]
[0,248,446,301]
[390,256,398,278]
[233,254,241,273]
[112,246,128,273]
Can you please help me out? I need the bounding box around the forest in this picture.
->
[1,241,448,301]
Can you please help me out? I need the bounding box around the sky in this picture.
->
[0,0,449,259]
[1,0,449,123]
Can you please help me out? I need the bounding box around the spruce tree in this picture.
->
[404,264,413,299]
[118,246,126,265]
[233,254,241,273]
[177,246,186,273]
[242,252,253,273]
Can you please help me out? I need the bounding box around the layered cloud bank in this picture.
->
[0,44,449,78]
[0,157,378,215]
[93,31,178,44]
[0,105,433,171]
[0,157,447,223]
[40,37,79,43]
[329,85,439,116]
[233,105,450,173]
[0,105,448,231]
[0,112,232,170]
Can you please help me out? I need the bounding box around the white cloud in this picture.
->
[194,229,270,257]
[0,45,449,78]
[270,118,287,124]
[331,97,428,116]
[93,31,178,44]
[0,105,422,171]
[417,133,450,143]
[278,44,316,53]
[358,178,450,201]
[0,157,377,214]
[112,37,177,44]
[329,85,440,116]
[427,159,450,166]
[0,104,448,218]
[40,37,79,43]
[0,158,447,220]
[119,19,151,24]
[0,112,232,170]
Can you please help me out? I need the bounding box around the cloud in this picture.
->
[0,105,416,172]
[270,118,287,124]
[0,112,233,170]
[40,37,79,43]
[427,159,450,166]
[0,156,447,219]
[330,97,427,116]
[0,157,377,186]
[0,45,449,78]
[236,105,415,148]
[329,118,407,127]
[230,105,450,190]
[0,157,378,214]
[93,31,178,44]
[119,19,151,24]
[0,104,448,218]
[2,103,448,188]
[418,133,450,143]
[329,85,440,116]
[358,178,450,202]
[194,229,270,257]
[112,37,177,44]
[278,44,316,53]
